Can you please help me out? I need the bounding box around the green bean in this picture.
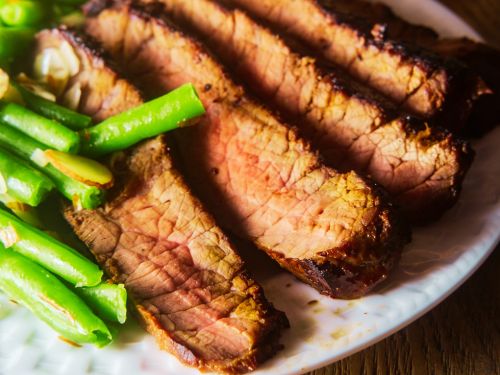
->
[0,27,35,63]
[0,147,54,206]
[0,123,104,209]
[81,83,205,156]
[76,282,127,324]
[15,84,92,130]
[0,1,47,27]
[0,207,103,287]
[0,101,80,153]
[0,247,112,347]
[0,196,43,228]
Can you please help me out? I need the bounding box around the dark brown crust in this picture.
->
[312,0,489,131]
[83,0,411,300]
[157,0,474,223]
[41,27,288,374]
[321,0,500,137]
[65,191,288,374]
[266,206,402,298]
[226,0,487,133]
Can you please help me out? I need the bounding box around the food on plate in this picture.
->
[0,0,497,372]
[0,27,36,65]
[84,0,410,299]
[16,82,93,130]
[157,0,474,223]
[0,207,103,287]
[0,5,207,350]
[0,123,105,209]
[66,137,288,373]
[43,149,114,188]
[320,0,500,137]
[0,1,48,27]
[80,83,205,157]
[0,69,8,98]
[33,28,142,122]
[0,246,112,347]
[0,147,54,206]
[42,27,287,373]
[76,282,127,324]
[227,0,489,132]
[0,0,88,67]
[0,100,81,153]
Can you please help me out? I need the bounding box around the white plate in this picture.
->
[1,1,499,374]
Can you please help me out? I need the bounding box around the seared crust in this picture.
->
[39,27,288,374]
[35,27,145,122]
[83,0,411,299]
[320,0,500,137]
[226,0,487,132]
[153,0,473,222]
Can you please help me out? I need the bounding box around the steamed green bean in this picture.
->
[81,83,205,156]
[0,207,103,287]
[0,147,54,206]
[16,84,92,130]
[0,247,112,347]
[77,282,127,324]
[0,1,47,27]
[0,27,35,63]
[0,101,80,153]
[0,123,104,209]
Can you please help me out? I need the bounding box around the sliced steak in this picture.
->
[226,0,487,131]
[84,0,411,299]
[322,0,440,45]
[37,27,287,374]
[152,0,473,222]
[34,28,143,122]
[320,0,500,136]
[428,39,500,136]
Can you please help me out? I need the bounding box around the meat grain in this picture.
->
[84,0,411,299]
[154,0,473,222]
[226,0,487,131]
[37,27,287,374]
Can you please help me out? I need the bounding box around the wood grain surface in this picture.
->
[308,1,500,374]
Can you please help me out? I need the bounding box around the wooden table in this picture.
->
[309,1,500,374]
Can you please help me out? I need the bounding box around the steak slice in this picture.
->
[84,0,411,299]
[320,0,500,137]
[225,0,487,131]
[37,28,287,374]
[34,28,143,122]
[152,0,473,222]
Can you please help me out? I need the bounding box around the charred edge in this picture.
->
[315,0,487,127]
[151,0,474,167]
[316,0,477,79]
[84,0,413,300]
[133,274,288,374]
[268,250,401,300]
[52,26,148,100]
[63,139,289,374]
[268,201,410,299]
